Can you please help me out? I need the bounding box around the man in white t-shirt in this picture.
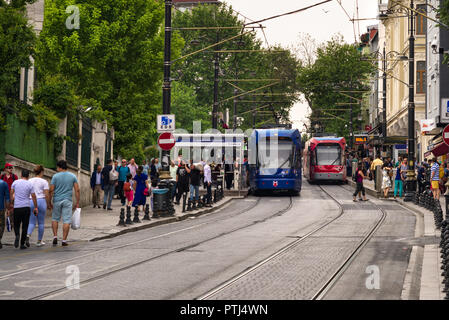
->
[10,169,38,249]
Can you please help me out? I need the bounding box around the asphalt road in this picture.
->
[0,182,417,300]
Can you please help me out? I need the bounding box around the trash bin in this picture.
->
[153,188,169,213]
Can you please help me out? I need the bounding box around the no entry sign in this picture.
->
[443,124,449,146]
[158,132,175,151]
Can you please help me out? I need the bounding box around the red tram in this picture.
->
[303,137,347,183]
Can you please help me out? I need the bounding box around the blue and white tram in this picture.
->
[248,128,302,196]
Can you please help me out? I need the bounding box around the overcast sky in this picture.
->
[222,0,379,131]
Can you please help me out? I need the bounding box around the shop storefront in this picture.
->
[428,133,449,162]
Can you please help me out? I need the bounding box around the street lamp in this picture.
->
[379,0,416,201]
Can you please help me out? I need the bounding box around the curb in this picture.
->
[88,196,244,242]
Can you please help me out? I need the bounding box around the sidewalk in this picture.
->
[1,195,238,246]
[348,178,444,300]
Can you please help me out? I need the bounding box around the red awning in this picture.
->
[431,142,449,157]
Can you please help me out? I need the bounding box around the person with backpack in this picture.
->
[101,159,118,211]
[123,174,134,209]
[353,163,368,202]
[117,159,130,206]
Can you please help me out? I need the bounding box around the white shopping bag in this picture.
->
[71,208,81,230]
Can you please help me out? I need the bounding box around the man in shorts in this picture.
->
[49,160,80,246]
[430,158,440,200]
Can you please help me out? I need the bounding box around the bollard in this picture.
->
[197,196,204,209]
[192,199,198,211]
[125,206,133,225]
[187,198,192,211]
[133,206,141,223]
[182,192,187,213]
[205,194,212,207]
[117,208,126,226]
[152,208,160,219]
[143,204,151,221]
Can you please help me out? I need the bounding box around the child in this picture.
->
[124,174,134,209]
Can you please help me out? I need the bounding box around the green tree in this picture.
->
[35,0,184,160]
[172,82,208,132]
[297,35,374,140]
[0,0,37,127]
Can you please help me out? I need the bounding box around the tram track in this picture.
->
[0,197,260,280]
[311,184,387,300]
[25,196,295,300]
[197,184,387,300]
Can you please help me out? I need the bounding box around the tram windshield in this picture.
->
[315,144,342,166]
[258,140,293,169]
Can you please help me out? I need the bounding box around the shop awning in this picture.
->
[424,151,433,158]
[431,142,449,157]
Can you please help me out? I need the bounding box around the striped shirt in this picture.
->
[431,163,440,181]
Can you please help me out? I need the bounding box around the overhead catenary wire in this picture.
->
[335,0,357,43]
[356,0,361,40]
[243,0,333,26]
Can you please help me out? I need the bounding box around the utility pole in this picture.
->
[404,0,416,201]
[160,0,172,179]
[212,32,219,129]
[252,94,256,129]
[382,46,387,151]
[350,104,354,149]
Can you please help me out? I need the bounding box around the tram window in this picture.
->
[316,145,342,166]
[258,140,293,169]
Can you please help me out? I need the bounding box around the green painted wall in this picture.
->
[5,115,56,169]
[0,130,5,168]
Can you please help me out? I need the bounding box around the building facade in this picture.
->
[377,0,427,162]
[424,0,449,160]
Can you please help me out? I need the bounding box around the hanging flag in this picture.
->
[420,119,436,133]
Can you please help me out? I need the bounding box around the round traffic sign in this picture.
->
[443,125,449,146]
[158,132,175,151]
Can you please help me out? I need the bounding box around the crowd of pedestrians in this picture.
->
[348,150,449,202]
[89,156,231,213]
[0,155,237,250]
[0,160,79,249]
